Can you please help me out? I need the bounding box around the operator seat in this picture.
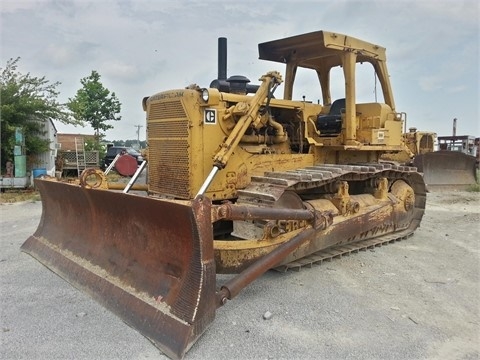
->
[316,98,345,136]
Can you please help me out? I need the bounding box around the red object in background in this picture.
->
[115,155,137,176]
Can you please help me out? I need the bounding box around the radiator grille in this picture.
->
[148,100,191,199]
[149,119,189,138]
[419,135,434,152]
[148,99,186,119]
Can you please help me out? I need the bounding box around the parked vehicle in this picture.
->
[103,146,143,168]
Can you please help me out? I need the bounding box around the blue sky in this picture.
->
[1,0,479,141]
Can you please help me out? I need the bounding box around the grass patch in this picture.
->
[0,189,41,203]
[466,169,480,192]
[467,170,480,192]
[466,183,480,192]
[106,172,122,182]
[0,171,124,204]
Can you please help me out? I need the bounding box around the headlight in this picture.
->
[198,88,220,106]
[201,88,209,102]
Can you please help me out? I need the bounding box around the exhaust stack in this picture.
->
[218,37,227,80]
[210,38,230,91]
[210,37,258,94]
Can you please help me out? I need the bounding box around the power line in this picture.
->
[134,125,143,149]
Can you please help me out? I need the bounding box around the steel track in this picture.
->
[275,227,414,272]
[236,163,427,272]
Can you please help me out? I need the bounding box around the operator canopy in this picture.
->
[258,30,386,70]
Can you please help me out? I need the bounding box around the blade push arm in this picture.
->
[212,71,283,169]
[196,71,283,197]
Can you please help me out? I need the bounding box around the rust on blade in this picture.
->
[21,179,216,360]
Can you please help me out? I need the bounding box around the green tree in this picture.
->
[123,139,146,149]
[0,57,74,169]
[84,137,107,161]
[67,71,121,139]
[112,140,125,146]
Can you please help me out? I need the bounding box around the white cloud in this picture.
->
[101,60,139,80]
[43,44,76,66]
[447,85,467,94]
[0,0,46,13]
[419,76,443,92]
[1,0,478,139]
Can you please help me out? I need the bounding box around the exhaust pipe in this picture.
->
[210,37,259,94]
[210,38,230,91]
[218,37,227,80]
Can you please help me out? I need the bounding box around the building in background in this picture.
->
[1,119,58,189]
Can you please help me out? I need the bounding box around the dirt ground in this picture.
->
[0,189,479,359]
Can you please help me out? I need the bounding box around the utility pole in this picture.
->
[134,125,143,149]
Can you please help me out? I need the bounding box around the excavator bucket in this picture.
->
[413,151,478,188]
[21,179,216,360]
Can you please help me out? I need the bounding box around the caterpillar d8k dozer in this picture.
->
[382,124,478,188]
[412,134,478,188]
[22,30,426,359]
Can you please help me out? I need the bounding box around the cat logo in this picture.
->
[204,109,217,125]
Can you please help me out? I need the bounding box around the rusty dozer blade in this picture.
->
[413,151,478,188]
[21,179,216,360]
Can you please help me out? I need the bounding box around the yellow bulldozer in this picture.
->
[382,122,478,188]
[412,134,478,188]
[23,31,427,359]
[382,127,437,164]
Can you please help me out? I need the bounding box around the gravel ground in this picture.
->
[1,190,479,360]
